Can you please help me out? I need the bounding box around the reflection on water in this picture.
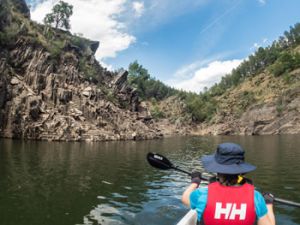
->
[0,135,300,225]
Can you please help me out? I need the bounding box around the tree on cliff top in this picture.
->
[43,1,73,30]
[128,60,177,100]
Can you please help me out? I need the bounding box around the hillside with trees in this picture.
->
[0,0,299,141]
[128,23,300,135]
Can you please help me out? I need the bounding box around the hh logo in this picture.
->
[214,202,247,220]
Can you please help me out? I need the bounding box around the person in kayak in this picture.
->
[182,142,275,225]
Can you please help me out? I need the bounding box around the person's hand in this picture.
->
[191,171,202,187]
[263,192,274,204]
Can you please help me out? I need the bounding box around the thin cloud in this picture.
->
[199,0,241,35]
[132,1,144,18]
[167,59,242,93]
[30,0,136,60]
[258,0,267,5]
[173,58,216,79]
[135,0,208,30]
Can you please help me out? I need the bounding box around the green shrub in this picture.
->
[276,96,285,116]
[48,39,65,60]
[239,91,255,110]
[43,25,55,40]
[269,61,286,77]
[185,94,217,122]
[71,35,86,50]
[0,22,19,45]
[79,57,99,82]
[282,72,293,84]
[269,52,300,77]
[106,90,117,104]
[151,105,165,119]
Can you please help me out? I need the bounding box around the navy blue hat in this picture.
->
[201,143,256,174]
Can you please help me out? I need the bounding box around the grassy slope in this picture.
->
[215,45,300,121]
[147,43,300,135]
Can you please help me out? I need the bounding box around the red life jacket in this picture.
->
[202,182,256,225]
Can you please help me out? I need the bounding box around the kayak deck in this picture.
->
[176,210,197,225]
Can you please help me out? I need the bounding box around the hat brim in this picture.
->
[201,154,256,174]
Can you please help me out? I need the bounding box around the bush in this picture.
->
[48,39,65,60]
[269,61,286,77]
[0,22,19,45]
[79,57,99,82]
[239,91,255,110]
[151,105,165,119]
[276,97,285,116]
[71,35,86,50]
[282,72,293,84]
[184,93,217,122]
[269,52,300,77]
[106,90,117,104]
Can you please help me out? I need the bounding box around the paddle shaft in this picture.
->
[274,197,300,208]
[171,166,191,176]
[171,166,211,182]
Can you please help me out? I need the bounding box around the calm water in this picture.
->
[0,135,300,225]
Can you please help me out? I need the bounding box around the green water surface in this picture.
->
[0,135,299,225]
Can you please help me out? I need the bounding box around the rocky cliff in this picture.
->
[0,0,162,141]
[1,0,299,141]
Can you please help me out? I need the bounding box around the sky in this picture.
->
[26,0,300,93]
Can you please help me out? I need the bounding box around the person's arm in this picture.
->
[257,193,276,225]
[182,183,198,207]
[182,172,202,207]
[257,204,275,225]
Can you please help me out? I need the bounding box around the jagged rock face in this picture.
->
[196,76,300,136]
[0,38,162,141]
[11,0,30,18]
[0,0,162,141]
[112,70,139,112]
[0,0,29,31]
[0,0,11,30]
[240,94,300,135]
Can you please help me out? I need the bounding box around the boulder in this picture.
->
[28,97,41,121]
[112,70,128,92]
[0,77,8,108]
[82,87,93,97]
[89,41,99,54]
[58,88,72,104]
[11,77,20,85]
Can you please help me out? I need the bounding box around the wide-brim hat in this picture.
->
[201,143,256,174]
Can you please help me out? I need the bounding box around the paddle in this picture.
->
[147,152,191,175]
[147,152,210,181]
[147,152,300,208]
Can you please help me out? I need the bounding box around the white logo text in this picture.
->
[214,202,247,220]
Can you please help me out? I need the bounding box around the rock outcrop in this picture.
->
[0,0,162,141]
[1,0,299,141]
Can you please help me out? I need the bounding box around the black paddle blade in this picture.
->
[147,152,174,170]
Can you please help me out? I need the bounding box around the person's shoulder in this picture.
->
[190,186,208,209]
[254,190,268,218]
[191,186,208,198]
[254,190,266,205]
[254,190,265,199]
